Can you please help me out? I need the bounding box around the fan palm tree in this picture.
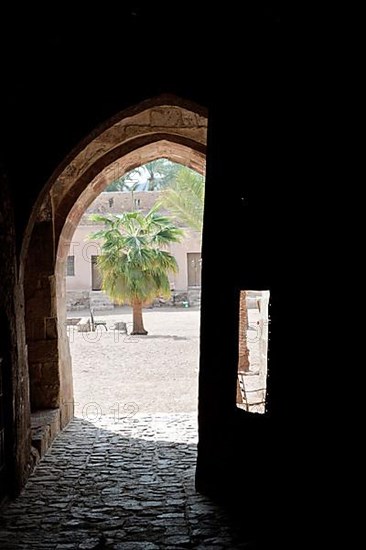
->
[159,166,205,231]
[89,208,183,334]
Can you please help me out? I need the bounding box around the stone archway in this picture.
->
[21,96,207,435]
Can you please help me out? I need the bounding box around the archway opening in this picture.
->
[65,158,205,422]
[21,96,207,455]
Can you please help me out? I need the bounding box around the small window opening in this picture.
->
[236,290,270,414]
[66,255,75,276]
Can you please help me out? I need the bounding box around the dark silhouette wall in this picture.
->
[1,6,296,536]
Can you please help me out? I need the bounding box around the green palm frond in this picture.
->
[159,166,205,231]
[88,209,183,306]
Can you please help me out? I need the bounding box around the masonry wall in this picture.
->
[0,169,31,495]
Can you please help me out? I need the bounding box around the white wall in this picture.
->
[66,225,201,293]
[169,230,201,291]
[66,226,100,290]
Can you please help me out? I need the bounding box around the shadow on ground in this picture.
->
[0,416,274,549]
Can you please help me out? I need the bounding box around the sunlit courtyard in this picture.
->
[68,307,201,419]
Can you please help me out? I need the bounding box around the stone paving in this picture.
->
[0,414,260,549]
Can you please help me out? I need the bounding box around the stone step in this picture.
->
[187,288,201,307]
[89,291,114,310]
[31,409,61,459]
[66,290,89,311]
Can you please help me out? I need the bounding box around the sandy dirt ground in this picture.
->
[68,307,201,418]
[68,306,267,420]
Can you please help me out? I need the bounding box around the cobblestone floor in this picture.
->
[0,414,260,549]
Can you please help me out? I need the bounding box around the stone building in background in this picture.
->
[66,191,202,310]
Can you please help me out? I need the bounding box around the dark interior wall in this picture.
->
[0,170,31,496]
[1,5,290,510]
[1,11,208,251]
[1,6,281,251]
[196,50,286,515]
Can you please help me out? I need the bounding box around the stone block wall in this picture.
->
[66,290,90,311]
[24,220,60,412]
[0,168,31,495]
[56,270,74,430]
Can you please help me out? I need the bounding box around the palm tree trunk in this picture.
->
[131,301,148,335]
[148,177,155,191]
[238,291,250,372]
